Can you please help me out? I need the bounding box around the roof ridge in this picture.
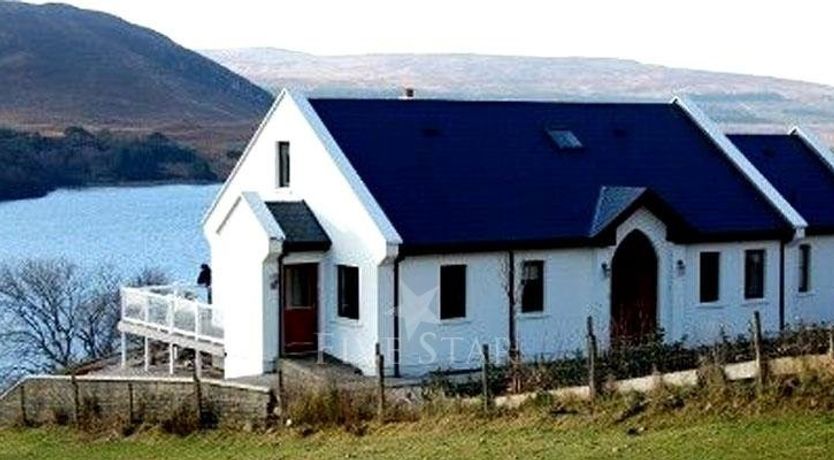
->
[308,97,669,106]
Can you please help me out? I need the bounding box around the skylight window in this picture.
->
[546,129,583,150]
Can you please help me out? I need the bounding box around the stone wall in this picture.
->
[0,375,276,429]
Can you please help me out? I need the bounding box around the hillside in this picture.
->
[203,48,834,143]
[0,2,273,169]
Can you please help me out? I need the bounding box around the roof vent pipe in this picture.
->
[401,87,415,100]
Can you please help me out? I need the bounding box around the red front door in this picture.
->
[282,263,318,355]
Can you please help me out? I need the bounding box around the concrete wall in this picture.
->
[0,376,274,429]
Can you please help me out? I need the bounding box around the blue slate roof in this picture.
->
[590,186,648,237]
[265,201,331,251]
[309,99,792,252]
[729,134,834,234]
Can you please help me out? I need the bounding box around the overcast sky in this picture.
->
[29,0,834,86]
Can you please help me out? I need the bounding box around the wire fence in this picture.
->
[3,309,834,441]
[429,311,834,399]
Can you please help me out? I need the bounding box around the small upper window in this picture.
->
[799,244,811,293]
[546,129,583,150]
[277,141,290,188]
[521,261,544,313]
[699,252,720,303]
[440,265,466,320]
[337,265,359,320]
[744,249,766,300]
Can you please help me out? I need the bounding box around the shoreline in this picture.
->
[0,179,223,204]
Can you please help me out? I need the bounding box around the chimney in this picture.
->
[401,87,415,100]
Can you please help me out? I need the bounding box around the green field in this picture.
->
[2,411,833,459]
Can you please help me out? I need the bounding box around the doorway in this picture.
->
[282,263,318,355]
[610,230,658,345]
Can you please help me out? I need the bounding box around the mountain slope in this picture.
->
[203,48,834,143]
[0,2,273,161]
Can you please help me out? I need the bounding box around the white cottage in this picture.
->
[122,89,834,379]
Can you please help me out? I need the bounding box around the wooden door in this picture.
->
[610,231,658,345]
[283,263,318,354]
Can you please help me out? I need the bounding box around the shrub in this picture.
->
[284,385,376,429]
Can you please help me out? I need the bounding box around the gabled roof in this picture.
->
[265,201,331,251]
[588,186,693,243]
[729,133,834,234]
[590,186,648,237]
[308,98,795,252]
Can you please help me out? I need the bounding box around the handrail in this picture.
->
[120,285,223,344]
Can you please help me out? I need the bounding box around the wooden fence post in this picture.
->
[586,316,598,400]
[277,367,285,423]
[375,344,385,421]
[828,325,834,360]
[511,348,522,394]
[752,311,767,388]
[193,364,203,426]
[71,372,80,424]
[481,344,492,413]
[19,382,26,426]
[127,382,135,425]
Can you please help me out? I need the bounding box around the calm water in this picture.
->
[0,184,222,282]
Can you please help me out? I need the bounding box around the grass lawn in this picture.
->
[2,411,834,459]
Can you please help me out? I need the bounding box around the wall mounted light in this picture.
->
[676,259,686,276]
[601,262,611,278]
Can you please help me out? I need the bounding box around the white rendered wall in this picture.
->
[318,256,385,375]
[207,198,277,378]
[680,240,781,343]
[397,252,509,375]
[513,248,596,360]
[395,209,678,376]
[785,236,834,326]
[394,208,787,376]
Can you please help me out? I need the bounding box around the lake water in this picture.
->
[0,184,222,282]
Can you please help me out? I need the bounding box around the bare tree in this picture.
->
[0,259,169,388]
[76,266,122,361]
[129,267,171,288]
[0,260,88,375]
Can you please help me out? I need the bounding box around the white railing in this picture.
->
[121,284,223,344]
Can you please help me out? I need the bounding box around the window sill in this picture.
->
[697,302,726,309]
[796,291,815,298]
[741,298,768,307]
[331,317,363,328]
[438,317,472,326]
[518,311,549,320]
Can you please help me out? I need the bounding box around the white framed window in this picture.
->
[521,260,544,313]
[276,141,290,188]
[337,265,359,320]
[699,251,720,303]
[799,244,811,293]
[744,249,765,300]
[440,265,466,319]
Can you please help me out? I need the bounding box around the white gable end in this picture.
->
[203,89,400,263]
